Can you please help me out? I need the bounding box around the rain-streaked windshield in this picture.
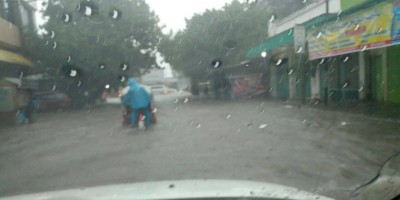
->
[0,1,399,200]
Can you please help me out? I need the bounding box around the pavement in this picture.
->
[0,92,399,200]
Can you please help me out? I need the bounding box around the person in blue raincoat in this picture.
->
[122,78,152,126]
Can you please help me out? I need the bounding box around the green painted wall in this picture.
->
[341,0,369,11]
[386,45,400,104]
[371,55,383,102]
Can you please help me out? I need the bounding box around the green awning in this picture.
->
[246,29,294,58]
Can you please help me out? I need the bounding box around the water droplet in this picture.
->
[212,59,222,68]
[247,123,254,129]
[269,15,275,23]
[99,64,105,69]
[52,41,57,49]
[361,45,367,51]
[174,99,179,103]
[288,69,294,75]
[50,31,55,38]
[342,83,348,88]
[120,63,128,71]
[276,59,282,66]
[337,10,342,16]
[19,71,24,78]
[316,32,322,39]
[110,9,121,20]
[67,56,72,63]
[70,70,77,77]
[118,75,126,82]
[195,123,202,128]
[377,27,383,33]
[296,47,303,53]
[225,114,231,119]
[319,59,325,64]
[62,13,71,23]
[358,86,364,91]
[261,51,267,58]
[302,0,307,3]
[77,81,82,87]
[45,40,49,45]
[183,98,189,103]
[52,85,57,91]
[342,56,349,62]
[84,6,92,16]
[169,184,175,188]
[258,124,268,129]
[288,29,293,35]
[340,122,347,126]
[354,24,360,30]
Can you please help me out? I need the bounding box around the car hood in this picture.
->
[0,180,333,200]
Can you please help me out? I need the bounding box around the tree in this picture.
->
[159,0,272,80]
[24,0,163,106]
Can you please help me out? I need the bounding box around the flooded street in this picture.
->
[1,94,399,200]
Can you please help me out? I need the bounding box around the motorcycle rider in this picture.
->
[122,78,152,127]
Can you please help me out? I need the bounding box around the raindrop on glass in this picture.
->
[45,40,49,45]
[319,59,325,64]
[52,85,57,91]
[261,51,267,58]
[19,71,24,78]
[288,69,294,75]
[118,75,126,82]
[183,98,189,103]
[247,123,254,129]
[110,9,121,20]
[361,45,367,51]
[258,124,268,129]
[67,56,72,63]
[174,99,179,103]
[296,47,303,53]
[50,31,55,38]
[316,32,322,39]
[84,6,92,16]
[225,114,231,119]
[195,123,202,128]
[77,81,82,87]
[120,63,128,71]
[62,13,71,23]
[269,15,275,23]
[340,122,347,126]
[358,86,364,92]
[354,24,360,30]
[342,56,349,62]
[99,64,105,69]
[276,59,282,66]
[377,27,383,33]
[52,41,57,49]
[70,70,77,77]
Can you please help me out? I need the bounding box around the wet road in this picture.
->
[0,93,399,200]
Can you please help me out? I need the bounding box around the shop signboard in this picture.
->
[228,74,267,99]
[308,2,393,60]
[392,0,400,43]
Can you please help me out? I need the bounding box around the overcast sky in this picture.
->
[145,0,234,32]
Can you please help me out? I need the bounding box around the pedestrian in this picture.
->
[122,78,151,127]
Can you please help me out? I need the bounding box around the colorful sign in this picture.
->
[392,0,400,43]
[228,74,267,99]
[308,2,393,60]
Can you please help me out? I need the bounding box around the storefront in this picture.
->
[307,0,400,104]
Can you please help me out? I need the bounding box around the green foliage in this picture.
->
[159,0,317,80]
[25,0,163,90]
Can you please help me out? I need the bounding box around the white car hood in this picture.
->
[0,180,334,200]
